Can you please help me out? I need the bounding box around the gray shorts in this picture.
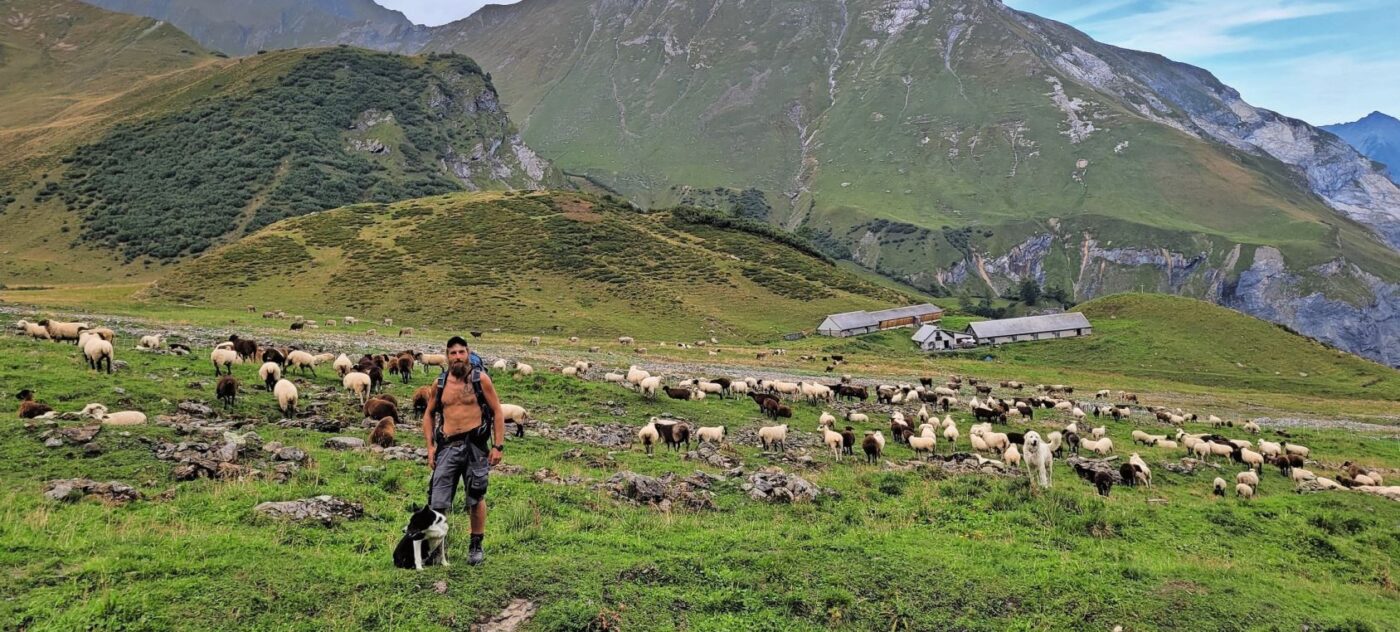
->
[429,441,491,512]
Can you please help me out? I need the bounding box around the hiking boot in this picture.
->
[468,533,484,565]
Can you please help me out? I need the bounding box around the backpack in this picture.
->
[430,351,493,449]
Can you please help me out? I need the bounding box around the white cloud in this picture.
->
[1065,0,1353,58]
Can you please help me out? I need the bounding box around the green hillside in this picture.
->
[148,191,911,339]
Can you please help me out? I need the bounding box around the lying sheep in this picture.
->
[137,335,162,350]
[274,379,299,415]
[81,403,146,426]
[845,411,868,424]
[15,389,53,419]
[1080,437,1114,455]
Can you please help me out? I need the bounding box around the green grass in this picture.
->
[1,324,1398,630]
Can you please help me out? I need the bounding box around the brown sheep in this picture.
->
[369,417,396,448]
[395,353,414,384]
[16,389,53,419]
[216,375,238,410]
[412,385,433,421]
[364,396,401,427]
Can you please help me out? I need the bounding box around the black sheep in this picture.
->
[1065,431,1081,455]
[216,375,238,410]
[228,335,258,362]
[862,434,881,464]
[1094,471,1114,497]
[841,427,856,456]
[1119,463,1137,487]
[664,387,692,401]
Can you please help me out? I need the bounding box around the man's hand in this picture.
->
[427,448,436,470]
[488,447,502,466]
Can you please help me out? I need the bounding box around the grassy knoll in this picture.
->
[2,319,1398,630]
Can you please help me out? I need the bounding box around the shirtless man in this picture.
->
[424,336,505,565]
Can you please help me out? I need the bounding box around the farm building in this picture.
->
[817,304,944,337]
[911,325,975,351]
[965,312,1093,345]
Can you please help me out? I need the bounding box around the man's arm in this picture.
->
[480,373,506,459]
[423,385,438,467]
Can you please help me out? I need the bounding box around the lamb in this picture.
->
[1129,453,1153,488]
[1236,471,1259,488]
[758,424,789,452]
[274,379,299,415]
[343,371,372,405]
[841,426,856,456]
[1213,477,1228,497]
[500,404,529,437]
[369,417,396,448]
[38,319,90,344]
[216,375,238,410]
[696,426,726,444]
[638,421,661,455]
[15,389,53,419]
[259,362,283,391]
[819,411,837,428]
[862,431,884,464]
[1023,431,1052,488]
[138,335,162,350]
[823,426,847,460]
[83,338,114,374]
[1003,443,1021,467]
[1235,483,1255,499]
[845,411,869,423]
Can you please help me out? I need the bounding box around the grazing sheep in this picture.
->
[259,362,282,391]
[138,335,162,350]
[383,318,394,327]
[1271,453,1305,477]
[412,385,433,421]
[83,338,114,374]
[696,426,726,444]
[515,363,535,377]
[618,336,634,345]
[862,431,884,464]
[1257,439,1282,457]
[343,371,372,405]
[274,379,299,415]
[758,424,789,452]
[1094,471,1114,497]
[15,389,53,419]
[227,335,258,362]
[562,366,579,377]
[1004,443,1021,467]
[398,328,414,337]
[819,411,837,428]
[529,336,540,346]
[215,376,238,410]
[638,422,661,455]
[1283,442,1311,458]
[1236,471,1259,488]
[343,316,358,325]
[500,404,529,438]
[1232,446,1265,472]
[1091,426,1107,439]
[1213,477,1228,497]
[285,350,317,377]
[1235,483,1255,499]
[39,319,90,344]
[332,354,354,377]
[417,353,449,373]
[369,417,396,448]
[639,376,662,400]
[1129,453,1153,488]
[1242,420,1260,434]
[211,348,240,376]
[364,396,401,428]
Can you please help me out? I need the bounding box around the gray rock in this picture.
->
[324,437,365,450]
[178,401,214,417]
[43,478,141,504]
[253,495,363,525]
[44,437,64,448]
[745,467,824,503]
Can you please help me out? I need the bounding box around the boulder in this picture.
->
[324,437,365,450]
[254,495,363,525]
[177,401,214,417]
[43,478,141,504]
[742,467,826,503]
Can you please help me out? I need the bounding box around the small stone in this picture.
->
[44,437,64,448]
[324,437,365,450]
[433,580,448,594]
[113,386,126,395]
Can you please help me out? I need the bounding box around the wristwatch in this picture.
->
[493,444,504,452]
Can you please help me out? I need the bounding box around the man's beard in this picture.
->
[449,360,469,379]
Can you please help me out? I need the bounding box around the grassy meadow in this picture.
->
[1,295,1398,630]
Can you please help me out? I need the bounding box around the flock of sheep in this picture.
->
[10,317,1394,503]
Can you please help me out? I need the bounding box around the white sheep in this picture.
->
[982,431,1010,452]
[561,366,578,377]
[1257,439,1282,457]
[823,427,846,460]
[313,353,335,365]
[1213,477,1228,497]
[333,354,354,377]
[16,320,51,340]
[625,365,649,387]
[1242,420,1261,434]
[943,421,960,450]
[729,381,749,395]
[137,335,162,350]
[1129,453,1152,488]
[529,336,540,346]
[917,404,930,423]
[1236,447,1265,472]
[639,376,662,399]
[81,403,146,425]
[1091,426,1107,439]
[1003,443,1021,466]
[604,372,625,383]
[819,411,836,429]
[83,338,114,373]
[696,426,726,444]
[1153,439,1179,449]
[343,316,358,325]
[343,372,372,405]
[492,358,509,371]
[274,379,299,415]
[286,350,317,376]
[846,411,869,423]
[618,336,635,345]
[1283,443,1311,458]
[211,347,240,376]
[515,362,534,376]
[637,422,660,455]
[1081,437,1114,455]
[1071,407,1087,420]
[1236,471,1259,487]
[758,424,789,452]
[259,362,283,390]
[1291,468,1317,483]
[1236,483,1255,499]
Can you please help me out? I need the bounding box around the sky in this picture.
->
[1008,0,1399,125]
[379,0,1395,125]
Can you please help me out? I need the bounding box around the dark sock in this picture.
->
[470,533,484,550]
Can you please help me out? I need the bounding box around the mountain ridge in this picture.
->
[1324,111,1400,186]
